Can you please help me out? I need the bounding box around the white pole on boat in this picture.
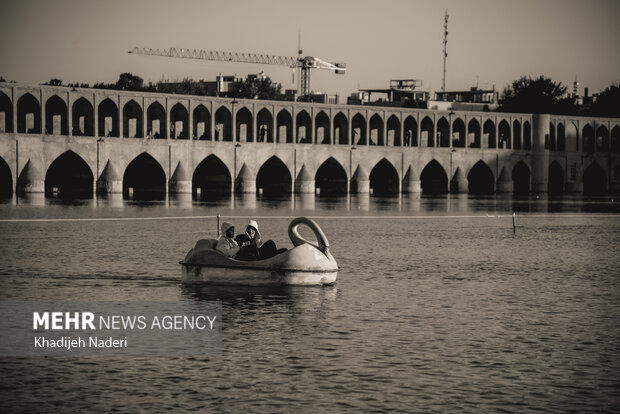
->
[217,214,221,236]
[512,212,516,234]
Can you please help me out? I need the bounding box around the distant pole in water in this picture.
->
[217,214,221,236]
[512,212,516,234]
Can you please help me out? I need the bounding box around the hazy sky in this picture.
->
[1,0,619,99]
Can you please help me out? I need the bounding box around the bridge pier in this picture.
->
[351,165,370,193]
[295,165,314,193]
[16,159,44,193]
[449,167,468,194]
[169,162,191,193]
[402,165,421,193]
[531,114,550,193]
[96,161,122,194]
[235,163,255,193]
[496,166,513,193]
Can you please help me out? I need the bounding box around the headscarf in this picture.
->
[221,221,234,237]
[246,219,262,246]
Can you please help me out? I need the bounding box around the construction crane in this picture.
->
[128,43,346,98]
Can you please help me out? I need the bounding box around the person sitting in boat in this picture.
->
[235,220,282,261]
[216,222,240,258]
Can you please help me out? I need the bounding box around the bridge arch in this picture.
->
[513,161,530,195]
[45,150,93,198]
[548,161,564,195]
[483,119,495,148]
[315,157,347,195]
[404,116,417,146]
[276,109,292,143]
[548,123,556,150]
[98,98,119,137]
[583,162,607,195]
[611,126,620,153]
[257,108,272,143]
[333,112,348,145]
[17,93,41,133]
[513,120,522,149]
[557,123,565,151]
[369,114,384,145]
[387,114,400,146]
[236,107,253,142]
[437,117,450,147]
[215,106,232,141]
[0,156,13,198]
[523,120,532,150]
[315,110,330,144]
[193,104,210,140]
[467,118,481,148]
[596,125,609,152]
[192,154,231,198]
[256,156,292,196]
[352,113,366,145]
[420,159,448,194]
[583,124,594,152]
[123,99,143,138]
[72,97,94,136]
[296,110,311,144]
[0,91,13,132]
[498,119,511,149]
[421,116,434,147]
[370,158,399,195]
[467,160,494,194]
[123,152,166,199]
[170,103,188,139]
[452,118,466,148]
[566,122,578,151]
[45,95,68,135]
[147,101,166,138]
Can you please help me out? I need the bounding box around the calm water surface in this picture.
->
[1,194,619,413]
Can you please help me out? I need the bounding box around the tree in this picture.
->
[115,72,144,91]
[44,78,63,86]
[155,78,208,96]
[498,76,572,114]
[589,83,620,117]
[231,75,282,100]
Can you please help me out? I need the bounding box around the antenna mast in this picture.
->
[442,10,449,92]
[298,31,304,96]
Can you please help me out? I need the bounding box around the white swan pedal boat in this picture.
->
[180,217,338,286]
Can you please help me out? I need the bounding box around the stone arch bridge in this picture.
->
[0,83,618,198]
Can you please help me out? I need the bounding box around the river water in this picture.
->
[1,193,619,413]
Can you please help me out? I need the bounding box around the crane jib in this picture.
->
[129,47,344,72]
[129,46,346,96]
